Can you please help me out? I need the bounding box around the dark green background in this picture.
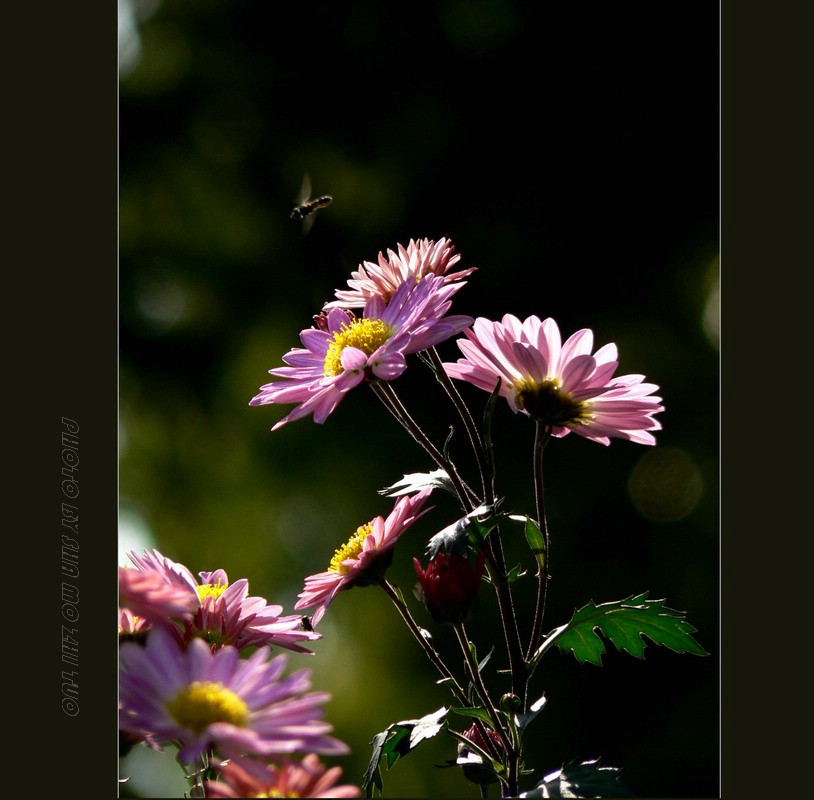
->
[119,1,718,796]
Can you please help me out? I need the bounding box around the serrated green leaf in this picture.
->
[361,707,449,795]
[520,758,627,798]
[555,592,709,666]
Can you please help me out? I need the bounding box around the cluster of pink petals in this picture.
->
[324,237,475,310]
[250,274,473,431]
[127,549,319,653]
[118,566,199,630]
[444,315,664,445]
[204,754,360,798]
[119,628,349,763]
[295,488,434,626]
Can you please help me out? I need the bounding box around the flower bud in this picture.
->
[499,693,521,713]
[457,723,503,785]
[413,549,486,625]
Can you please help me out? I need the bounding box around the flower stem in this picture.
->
[379,580,468,706]
[379,580,504,766]
[453,623,516,765]
[426,347,493,502]
[370,380,479,510]
[525,420,552,661]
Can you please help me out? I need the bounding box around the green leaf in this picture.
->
[379,469,455,498]
[520,758,627,798]
[516,694,547,736]
[507,563,528,583]
[555,592,709,666]
[451,705,496,729]
[523,516,546,575]
[425,505,496,560]
[483,377,502,477]
[361,707,449,796]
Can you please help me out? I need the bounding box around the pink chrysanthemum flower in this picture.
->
[324,237,476,310]
[444,315,664,445]
[295,489,433,625]
[119,627,349,763]
[127,549,319,653]
[250,274,473,431]
[118,607,150,640]
[204,754,361,798]
[118,566,199,632]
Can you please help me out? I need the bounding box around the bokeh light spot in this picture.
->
[628,447,704,523]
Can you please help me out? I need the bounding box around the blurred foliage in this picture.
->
[119,0,718,797]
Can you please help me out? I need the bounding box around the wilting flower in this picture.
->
[295,489,433,625]
[126,549,319,653]
[119,627,349,763]
[118,566,199,633]
[413,549,486,625]
[204,754,361,798]
[444,315,664,445]
[324,237,476,310]
[249,273,473,431]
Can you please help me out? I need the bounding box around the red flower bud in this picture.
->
[413,549,486,625]
[457,722,504,785]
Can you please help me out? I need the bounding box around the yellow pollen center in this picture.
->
[329,523,374,573]
[251,792,300,798]
[166,681,248,733]
[323,318,395,377]
[513,377,593,426]
[196,582,228,603]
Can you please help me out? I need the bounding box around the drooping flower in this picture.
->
[444,315,664,445]
[118,627,349,763]
[413,549,486,625]
[126,549,319,653]
[118,565,198,634]
[249,274,473,431]
[204,754,361,798]
[324,237,476,310]
[295,489,433,625]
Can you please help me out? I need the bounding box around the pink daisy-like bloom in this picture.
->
[119,627,349,763]
[118,566,199,632]
[127,549,319,654]
[324,237,476,310]
[295,489,433,626]
[204,754,361,798]
[250,273,473,431]
[444,315,664,445]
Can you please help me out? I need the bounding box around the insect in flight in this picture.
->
[290,172,332,235]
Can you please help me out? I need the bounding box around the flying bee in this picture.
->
[290,172,332,234]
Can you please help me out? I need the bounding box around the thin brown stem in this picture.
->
[370,381,479,510]
[426,347,493,502]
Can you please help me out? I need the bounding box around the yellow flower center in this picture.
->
[323,318,395,377]
[513,377,593,426]
[197,581,228,603]
[251,792,300,798]
[329,523,374,573]
[166,681,249,734]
